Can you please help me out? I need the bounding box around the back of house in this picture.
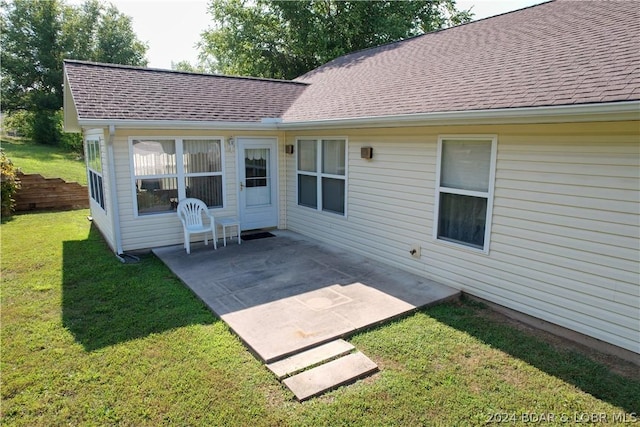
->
[64,0,640,359]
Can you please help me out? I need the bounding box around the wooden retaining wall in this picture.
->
[14,172,89,211]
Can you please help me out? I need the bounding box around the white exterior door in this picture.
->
[238,138,278,230]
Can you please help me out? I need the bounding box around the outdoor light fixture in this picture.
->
[285,144,294,154]
[361,146,373,159]
[227,137,235,151]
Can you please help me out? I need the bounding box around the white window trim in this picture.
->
[433,135,497,254]
[295,137,348,217]
[129,136,226,217]
[85,135,105,211]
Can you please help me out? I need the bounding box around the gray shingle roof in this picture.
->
[64,0,639,125]
[64,61,307,122]
[282,0,640,122]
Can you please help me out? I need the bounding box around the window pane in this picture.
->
[441,140,491,192]
[133,140,176,175]
[136,178,178,215]
[298,140,317,172]
[438,193,487,249]
[184,139,221,173]
[186,176,223,208]
[322,177,345,214]
[87,140,100,172]
[322,139,345,175]
[298,174,317,208]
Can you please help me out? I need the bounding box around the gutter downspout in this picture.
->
[106,124,124,256]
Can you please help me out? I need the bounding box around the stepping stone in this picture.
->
[266,339,354,379]
[283,352,378,401]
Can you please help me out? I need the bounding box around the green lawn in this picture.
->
[2,210,638,426]
[1,138,87,185]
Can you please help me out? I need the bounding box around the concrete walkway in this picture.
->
[153,230,459,364]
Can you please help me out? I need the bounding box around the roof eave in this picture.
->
[75,101,640,131]
[280,101,640,130]
[76,119,280,131]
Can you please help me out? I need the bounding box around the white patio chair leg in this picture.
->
[184,230,191,254]
[212,226,217,250]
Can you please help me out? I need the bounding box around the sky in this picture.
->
[101,0,547,70]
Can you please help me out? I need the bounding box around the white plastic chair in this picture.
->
[177,198,217,254]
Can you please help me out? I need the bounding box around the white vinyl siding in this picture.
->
[284,122,639,354]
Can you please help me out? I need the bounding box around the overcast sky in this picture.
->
[86,0,547,69]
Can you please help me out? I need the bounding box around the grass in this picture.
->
[2,210,639,426]
[0,138,87,185]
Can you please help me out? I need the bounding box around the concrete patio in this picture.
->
[153,230,459,363]
[153,230,459,399]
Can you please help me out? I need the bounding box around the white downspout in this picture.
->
[106,124,124,255]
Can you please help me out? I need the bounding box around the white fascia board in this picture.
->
[279,101,640,130]
[77,119,279,131]
[77,101,640,131]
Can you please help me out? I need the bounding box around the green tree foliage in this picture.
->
[0,149,21,217]
[0,0,147,146]
[199,0,472,80]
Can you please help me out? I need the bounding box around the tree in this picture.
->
[0,0,147,146]
[198,0,472,80]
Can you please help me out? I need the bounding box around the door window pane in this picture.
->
[298,175,317,208]
[322,139,345,175]
[438,193,487,249]
[322,177,345,214]
[298,140,317,172]
[441,140,491,192]
[245,148,268,187]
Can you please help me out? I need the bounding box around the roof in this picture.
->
[64,61,307,123]
[282,0,640,122]
[64,0,639,127]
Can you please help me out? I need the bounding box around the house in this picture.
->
[63,0,640,359]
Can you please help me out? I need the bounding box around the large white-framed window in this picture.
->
[131,137,224,216]
[434,135,497,253]
[296,138,347,216]
[85,136,105,210]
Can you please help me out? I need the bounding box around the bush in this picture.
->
[1,149,21,217]
[56,110,83,154]
[2,110,34,139]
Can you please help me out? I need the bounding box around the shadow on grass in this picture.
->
[62,225,216,351]
[425,298,640,414]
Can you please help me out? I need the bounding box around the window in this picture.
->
[297,138,346,215]
[86,137,105,210]
[132,138,223,216]
[434,136,497,251]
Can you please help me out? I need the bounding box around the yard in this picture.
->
[1,138,87,185]
[1,209,638,426]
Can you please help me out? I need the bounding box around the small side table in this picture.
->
[215,217,241,246]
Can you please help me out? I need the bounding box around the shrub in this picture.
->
[2,110,34,139]
[56,110,83,154]
[1,149,21,217]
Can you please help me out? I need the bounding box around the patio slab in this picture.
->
[153,230,459,363]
